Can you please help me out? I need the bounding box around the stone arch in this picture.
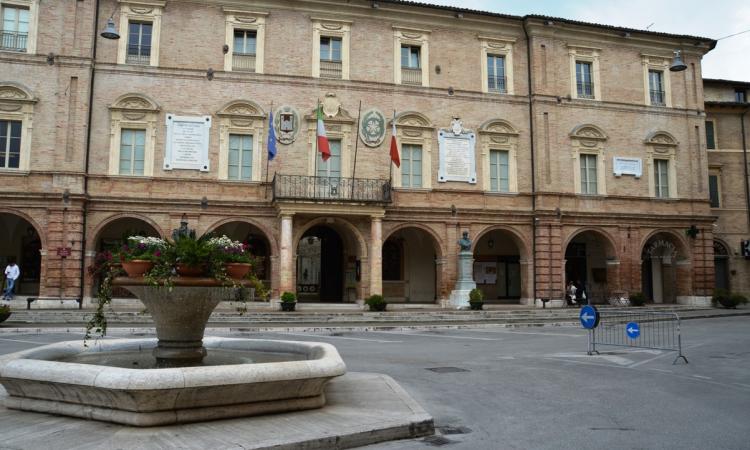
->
[110,93,160,112]
[472,225,531,303]
[713,239,731,292]
[639,229,690,261]
[644,130,679,146]
[88,213,165,251]
[563,227,621,304]
[216,99,265,118]
[393,111,433,128]
[474,225,530,260]
[563,227,618,260]
[205,217,278,256]
[0,82,37,102]
[383,222,444,259]
[569,124,608,141]
[640,229,692,304]
[478,119,520,135]
[0,208,46,249]
[294,217,367,259]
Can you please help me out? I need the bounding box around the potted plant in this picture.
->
[629,292,646,307]
[208,235,255,279]
[119,236,167,277]
[280,291,297,312]
[171,233,212,277]
[0,303,11,323]
[713,289,748,309]
[365,294,387,312]
[469,288,484,310]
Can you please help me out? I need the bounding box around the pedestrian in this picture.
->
[566,281,577,306]
[576,280,587,306]
[3,259,20,301]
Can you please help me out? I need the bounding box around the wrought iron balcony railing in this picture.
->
[401,67,422,85]
[272,174,392,204]
[650,89,666,106]
[577,81,595,99]
[232,53,256,72]
[320,59,342,79]
[0,31,27,51]
[488,75,507,93]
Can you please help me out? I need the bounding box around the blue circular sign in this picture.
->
[626,322,640,339]
[579,305,600,329]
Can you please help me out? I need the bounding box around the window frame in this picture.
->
[227,133,254,181]
[0,119,22,169]
[312,18,350,80]
[579,153,598,195]
[393,26,430,87]
[708,170,721,208]
[391,112,433,189]
[479,36,515,95]
[489,149,510,192]
[654,159,670,198]
[0,0,37,54]
[223,8,267,73]
[0,83,35,173]
[108,94,159,177]
[400,143,423,188]
[648,69,666,106]
[644,131,678,199]
[118,128,146,176]
[216,100,266,182]
[305,103,355,179]
[117,1,164,67]
[735,88,747,103]
[641,54,673,107]
[705,119,716,150]
[479,119,519,194]
[570,124,607,196]
[568,45,601,101]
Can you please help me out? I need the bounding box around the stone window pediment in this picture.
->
[216,100,265,182]
[391,111,434,189]
[223,8,267,73]
[570,124,607,195]
[0,82,36,171]
[478,119,519,193]
[644,130,679,198]
[107,93,159,177]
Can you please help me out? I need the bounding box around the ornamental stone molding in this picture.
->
[273,105,301,145]
[644,130,679,146]
[107,93,160,176]
[359,108,386,148]
[0,82,37,172]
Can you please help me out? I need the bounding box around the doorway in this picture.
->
[297,225,344,302]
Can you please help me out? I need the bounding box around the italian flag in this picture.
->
[390,117,400,168]
[317,106,331,162]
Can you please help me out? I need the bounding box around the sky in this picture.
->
[410,0,750,82]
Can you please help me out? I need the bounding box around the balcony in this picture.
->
[272,174,392,204]
[488,75,507,93]
[320,59,342,79]
[650,90,666,106]
[232,53,256,72]
[0,31,27,52]
[576,81,595,99]
[401,67,422,85]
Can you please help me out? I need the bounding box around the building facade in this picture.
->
[2,0,742,308]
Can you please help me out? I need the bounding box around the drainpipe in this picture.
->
[741,108,750,232]
[78,0,102,308]
[522,19,538,305]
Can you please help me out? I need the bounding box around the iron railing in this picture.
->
[233,53,256,72]
[320,59,342,79]
[577,81,595,99]
[126,50,151,65]
[650,89,666,106]
[401,67,422,85]
[272,174,392,204]
[488,75,507,93]
[0,31,27,51]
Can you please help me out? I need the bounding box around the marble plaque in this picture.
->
[164,114,211,171]
[438,129,477,183]
[613,157,642,177]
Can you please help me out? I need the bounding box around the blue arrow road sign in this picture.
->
[626,322,640,339]
[579,305,599,329]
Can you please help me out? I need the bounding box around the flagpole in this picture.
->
[315,99,320,198]
[389,109,395,187]
[265,101,273,186]
[350,100,362,200]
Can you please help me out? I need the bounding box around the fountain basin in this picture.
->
[0,337,346,426]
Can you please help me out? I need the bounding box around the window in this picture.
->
[706,121,716,149]
[394,27,430,87]
[0,119,21,169]
[1,5,28,51]
[736,89,747,103]
[489,149,509,192]
[580,154,598,194]
[487,55,506,93]
[316,139,341,178]
[319,36,342,79]
[224,10,267,73]
[708,174,720,208]
[576,61,594,99]
[649,70,665,106]
[228,134,253,181]
[654,159,669,198]
[232,29,256,71]
[117,2,163,67]
[401,144,423,188]
[119,129,145,175]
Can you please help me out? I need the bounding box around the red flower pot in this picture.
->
[175,264,205,277]
[224,263,251,280]
[121,260,154,277]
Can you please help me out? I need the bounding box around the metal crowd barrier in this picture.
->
[587,309,688,364]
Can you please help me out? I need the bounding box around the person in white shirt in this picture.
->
[3,260,20,301]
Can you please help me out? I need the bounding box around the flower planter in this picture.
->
[225,262,252,279]
[121,260,154,277]
[369,303,387,312]
[0,310,11,323]
[280,301,297,312]
[176,264,205,277]
[469,301,484,311]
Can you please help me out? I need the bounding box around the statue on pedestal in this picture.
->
[458,231,472,252]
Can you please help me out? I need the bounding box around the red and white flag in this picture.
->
[389,116,400,168]
[316,106,331,162]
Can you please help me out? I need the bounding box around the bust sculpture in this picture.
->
[458,231,472,251]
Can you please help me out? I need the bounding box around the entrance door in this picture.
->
[298,226,343,302]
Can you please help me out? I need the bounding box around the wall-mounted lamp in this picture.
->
[685,225,700,239]
[448,86,454,96]
[62,189,70,204]
[100,17,120,40]
[669,50,687,72]
[435,64,441,74]
[46,53,55,65]
[451,204,457,216]
[222,44,229,54]
[207,68,215,80]
[487,238,495,249]
[201,196,209,209]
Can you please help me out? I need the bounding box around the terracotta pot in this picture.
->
[225,263,252,280]
[121,260,154,277]
[175,264,205,277]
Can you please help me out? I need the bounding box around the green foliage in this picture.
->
[171,234,212,267]
[730,294,748,306]
[119,236,167,262]
[629,292,646,307]
[281,291,297,303]
[713,289,748,309]
[469,288,484,303]
[0,303,10,313]
[365,294,386,311]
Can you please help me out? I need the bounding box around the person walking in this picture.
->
[3,259,20,301]
[566,281,578,306]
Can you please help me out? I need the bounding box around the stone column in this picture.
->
[369,217,383,297]
[279,214,294,295]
